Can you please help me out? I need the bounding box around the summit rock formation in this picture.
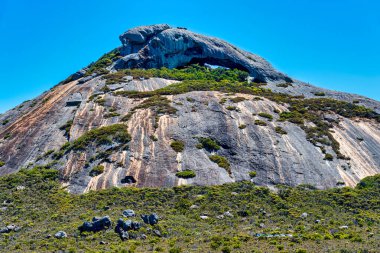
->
[0,24,379,194]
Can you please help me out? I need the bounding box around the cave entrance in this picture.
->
[185,57,250,73]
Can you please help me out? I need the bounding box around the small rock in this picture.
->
[122,209,136,217]
[99,241,107,245]
[339,225,349,229]
[231,192,239,196]
[45,234,52,239]
[140,233,147,240]
[54,231,67,239]
[315,219,321,223]
[200,215,209,220]
[16,186,25,191]
[189,205,199,209]
[0,207,7,212]
[300,212,308,218]
[224,211,233,217]
[216,215,224,219]
[153,229,162,237]
[104,206,110,211]
[259,223,265,228]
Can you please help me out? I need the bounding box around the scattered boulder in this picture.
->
[339,225,349,229]
[141,213,159,225]
[223,211,233,217]
[200,215,209,220]
[115,218,142,240]
[0,224,20,233]
[16,185,25,190]
[54,231,67,239]
[300,212,308,218]
[79,216,112,233]
[153,229,162,237]
[122,209,136,217]
[216,215,224,219]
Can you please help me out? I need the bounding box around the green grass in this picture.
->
[0,168,378,252]
[175,170,196,179]
[0,161,5,167]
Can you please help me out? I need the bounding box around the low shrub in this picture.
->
[258,112,273,121]
[254,120,267,126]
[197,137,220,151]
[171,140,185,152]
[90,165,105,177]
[275,126,287,135]
[176,170,196,179]
[209,155,231,174]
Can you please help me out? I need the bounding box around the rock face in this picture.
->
[0,25,379,194]
[116,24,291,83]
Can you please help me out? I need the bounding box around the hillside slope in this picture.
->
[0,25,380,193]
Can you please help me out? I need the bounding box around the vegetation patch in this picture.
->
[275,126,287,135]
[59,120,73,139]
[238,124,247,129]
[176,170,196,179]
[249,171,257,178]
[230,96,246,103]
[255,120,267,126]
[209,155,231,174]
[89,165,105,177]
[170,140,185,152]
[0,160,5,167]
[0,167,378,252]
[258,112,273,121]
[197,137,221,151]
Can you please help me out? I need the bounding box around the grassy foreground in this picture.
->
[0,168,379,253]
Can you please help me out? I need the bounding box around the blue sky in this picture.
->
[0,0,379,113]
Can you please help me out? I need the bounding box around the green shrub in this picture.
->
[249,171,257,178]
[238,124,246,129]
[258,112,273,121]
[314,92,326,96]
[226,106,239,111]
[275,126,287,135]
[176,170,196,179]
[197,137,220,151]
[2,120,9,125]
[230,97,246,103]
[61,124,130,152]
[90,165,104,177]
[59,120,73,138]
[150,135,158,141]
[171,140,185,152]
[324,153,334,161]
[254,120,267,126]
[209,155,231,174]
[0,161,5,167]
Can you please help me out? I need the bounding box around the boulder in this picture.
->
[300,212,308,218]
[122,209,136,217]
[141,213,159,225]
[54,231,67,239]
[116,25,291,83]
[115,218,141,240]
[78,216,111,233]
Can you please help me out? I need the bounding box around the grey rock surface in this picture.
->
[115,24,291,83]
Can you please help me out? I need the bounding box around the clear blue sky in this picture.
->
[0,0,379,113]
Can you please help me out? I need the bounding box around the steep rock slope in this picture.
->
[0,25,379,193]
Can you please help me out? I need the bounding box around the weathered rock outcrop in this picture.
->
[115,24,291,83]
[0,25,379,194]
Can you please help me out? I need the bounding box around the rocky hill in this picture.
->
[0,24,379,194]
